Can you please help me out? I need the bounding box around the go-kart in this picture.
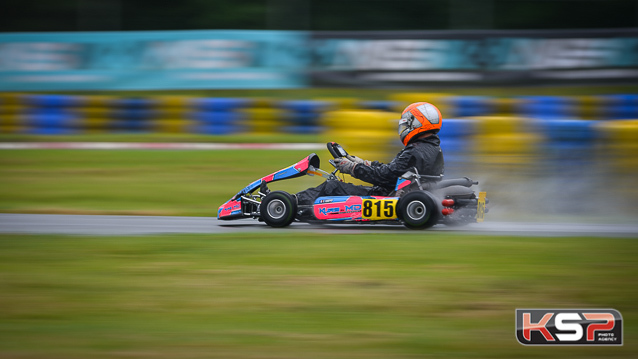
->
[218,142,487,229]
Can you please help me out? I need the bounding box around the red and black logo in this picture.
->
[516,309,622,346]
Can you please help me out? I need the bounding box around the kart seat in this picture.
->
[392,170,478,197]
[433,185,475,199]
[432,177,477,189]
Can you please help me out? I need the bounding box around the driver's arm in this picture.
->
[352,149,414,188]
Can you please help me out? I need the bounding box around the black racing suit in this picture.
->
[295,135,444,206]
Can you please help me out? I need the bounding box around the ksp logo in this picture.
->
[516,309,622,345]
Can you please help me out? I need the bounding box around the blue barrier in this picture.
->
[25,127,76,135]
[279,100,328,113]
[24,115,77,134]
[112,98,157,109]
[22,94,82,108]
[25,111,76,128]
[438,119,477,175]
[440,118,476,139]
[449,96,492,117]
[518,96,576,119]
[21,96,79,134]
[194,98,249,112]
[536,119,597,143]
[439,139,468,157]
[7,93,636,139]
[533,119,598,171]
[107,98,156,132]
[112,108,156,121]
[279,100,327,134]
[190,98,247,134]
[602,94,638,119]
[192,112,242,126]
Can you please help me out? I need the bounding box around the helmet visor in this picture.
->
[398,115,411,135]
[398,117,411,142]
[398,122,409,135]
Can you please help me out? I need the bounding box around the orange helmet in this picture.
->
[398,102,442,146]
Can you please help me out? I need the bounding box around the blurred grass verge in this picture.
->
[0,149,325,216]
[0,233,636,358]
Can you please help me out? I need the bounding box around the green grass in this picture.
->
[0,233,636,358]
[0,149,329,216]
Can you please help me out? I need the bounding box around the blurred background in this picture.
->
[1,0,638,221]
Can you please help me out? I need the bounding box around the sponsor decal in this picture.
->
[516,309,622,346]
[318,204,361,216]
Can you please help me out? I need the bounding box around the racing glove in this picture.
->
[346,155,371,166]
[334,157,357,176]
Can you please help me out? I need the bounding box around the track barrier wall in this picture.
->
[2,93,636,168]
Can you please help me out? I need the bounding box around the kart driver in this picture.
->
[295,102,445,206]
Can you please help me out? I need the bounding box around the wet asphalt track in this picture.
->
[1,213,637,237]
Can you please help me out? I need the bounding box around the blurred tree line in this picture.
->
[2,0,637,32]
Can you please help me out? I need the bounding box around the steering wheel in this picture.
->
[327,142,349,159]
[326,142,349,173]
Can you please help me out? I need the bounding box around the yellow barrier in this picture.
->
[490,97,521,116]
[470,116,541,167]
[0,107,24,133]
[72,96,115,133]
[321,110,397,164]
[240,108,285,134]
[574,95,605,120]
[239,99,285,134]
[596,119,638,173]
[153,96,193,134]
[75,106,111,133]
[0,93,25,133]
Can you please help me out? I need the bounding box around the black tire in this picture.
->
[260,191,297,228]
[396,191,439,230]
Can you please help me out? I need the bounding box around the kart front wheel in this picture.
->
[396,191,439,230]
[260,191,297,228]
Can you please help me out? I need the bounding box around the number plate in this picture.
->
[361,199,398,220]
[476,192,487,223]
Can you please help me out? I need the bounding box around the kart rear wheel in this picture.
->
[260,191,297,228]
[397,191,439,230]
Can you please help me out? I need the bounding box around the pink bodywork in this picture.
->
[218,199,241,218]
[261,156,310,182]
[313,196,364,221]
